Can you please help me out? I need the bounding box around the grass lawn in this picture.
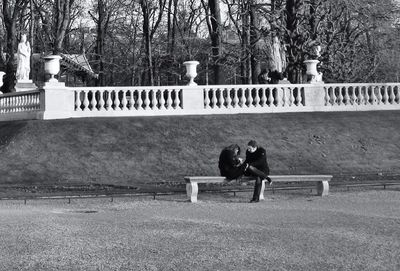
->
[0,111,399,191]
[0,190,399,270]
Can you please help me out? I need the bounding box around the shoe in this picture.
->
[266,177,273,186]
[250,199,259,203]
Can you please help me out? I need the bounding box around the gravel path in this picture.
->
[0,190,399,271]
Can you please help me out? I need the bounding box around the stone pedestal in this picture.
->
[15,80,37,92]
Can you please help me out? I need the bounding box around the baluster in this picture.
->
[141,90,148,110]
[363,86,369,105]
[127,90,133,110]
[19,96,24,111]
[89,91,95,110]
[12,96,17,112]
[232,89,238,108]
[83,91,89,111]
[350,87,357,105]
[395,86,400,104]
[24,95,29,111]
[120,90,126,110]
[389,86,395,104]
[289,88,295,106]
[150,90,155,110]
[25,95,30,111]
[376,86,383,105]
[15,96,20,112]
[337,87,343,105]
[225,88,231,108]
[280,87,286,106]
[382,86,388,104]
[158,90,164,110]
[74,91,79,111]
[253,88,260,107]
[171,90,176,109]
[0,98,3,113]
[216,89,222,108]
[136,90,143,110]
[238,88,244,108]
[247,88,253,107]
[370,86,377,105]
[29,94,34,110]
[97,90,103,111]
[166,89,172,109]
[356,87,363,105]
[331,87,337,106]
[268,88,274,107]
[324,87,330,106]
[284,88,289,106]
[17,96,22,112]
[295,87,302,106]
[343,87,349,105]
[210,89,216,108]
[105,90,111,110]
[260,87,266,107]
[204,89,210,109]
[8,97,12,112]
[22,94,31,111]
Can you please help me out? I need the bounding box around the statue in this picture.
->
[16,34,31,81]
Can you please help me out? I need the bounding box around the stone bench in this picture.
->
[184,175,332,203]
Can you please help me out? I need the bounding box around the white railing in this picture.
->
[74,87,183,116]
[0,82,399,121]
[204,85,305,109]
[324,83,400,107]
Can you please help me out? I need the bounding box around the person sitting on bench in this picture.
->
[218,144,271,202]
[244,140,273,203]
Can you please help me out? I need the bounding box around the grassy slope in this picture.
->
[0,111,399,187]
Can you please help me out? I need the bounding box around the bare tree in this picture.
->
[139,0,167,86]
[1,0,27,93]
[201,0,223,84]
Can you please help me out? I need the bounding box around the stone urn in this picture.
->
[183,61,199,86]
[0,71,5,89]
[304,59,321,83]
[44,55,62,83]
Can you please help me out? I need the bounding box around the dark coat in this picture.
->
[218,145,247,180]
[244,147,270,175]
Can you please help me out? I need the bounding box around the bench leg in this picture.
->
[317,181,329,196]
[186,182,199,203]
[259,180,266,201]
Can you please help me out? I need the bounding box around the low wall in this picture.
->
[0,82,399,121]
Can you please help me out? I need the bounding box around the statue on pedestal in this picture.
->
[16,34,31,81]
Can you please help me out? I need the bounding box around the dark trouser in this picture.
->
[245,165,272,201]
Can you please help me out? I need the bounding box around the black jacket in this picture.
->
[218,145,247,180]
[245,147,270,175]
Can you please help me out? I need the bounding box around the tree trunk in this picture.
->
[249,0,261,84]
[1,0,23,93]
[140,0,154,86]
[285,0,302,83]
[239,1,251,84]
[208,0,223,84]
[54,0,73,54]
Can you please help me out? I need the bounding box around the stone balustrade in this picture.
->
[0,82,399,121]
[324,84,400,107]
[0,90,41,121]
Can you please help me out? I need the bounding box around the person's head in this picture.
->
[247,140,258,153]
[21,34,27,43]
[228,144,241,155]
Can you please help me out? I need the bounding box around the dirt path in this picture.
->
[0,190,399,270]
